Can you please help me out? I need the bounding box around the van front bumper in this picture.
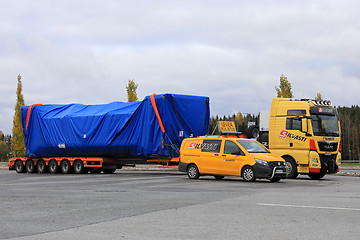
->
[253,162,287,179]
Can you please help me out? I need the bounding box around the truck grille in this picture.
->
[317,141,338,152]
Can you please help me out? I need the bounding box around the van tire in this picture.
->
[284,157,298,179]
[187,164,200,179]
[242,166,256,182]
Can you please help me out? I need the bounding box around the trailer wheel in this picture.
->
[37,160,48,173]
[246,125,259,139]
[73,160,85,174]
[187,164,200,179]
[49,160,59,174]
[15,160,26,173]
[60,160,72,174]
[25,160,37,173]
[242,166,256,182]
[284,157,298,179]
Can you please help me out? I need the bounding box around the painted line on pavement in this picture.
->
[258,203,360,211]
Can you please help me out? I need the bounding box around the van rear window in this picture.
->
[201,140,222,153]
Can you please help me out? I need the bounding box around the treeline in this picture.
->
[337,106,360,160]
[0,131,11,161]
[209,112,259,135]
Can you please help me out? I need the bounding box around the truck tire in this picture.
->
[73,160,85,174]
[15,160,26,173]
[246,125,259,139]
[284,157,298,179]
[60,160,72,174]
[25,160,37,173]
[308,173,326,180]
[49,160,60,173]
[187,164,200,179]
[258,132,269,148]
[242,166,256,182]
[37,160,48,173]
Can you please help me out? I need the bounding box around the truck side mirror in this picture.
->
[301,118,312,136]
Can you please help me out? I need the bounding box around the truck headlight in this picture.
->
[311,158,318,163]
[255,159,268,166]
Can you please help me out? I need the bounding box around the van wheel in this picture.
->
[284,157,298,179]
[242,166,256,182]
[187,164,200,179]
[214,175,224,180]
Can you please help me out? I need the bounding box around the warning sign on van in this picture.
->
[218,121,237,133]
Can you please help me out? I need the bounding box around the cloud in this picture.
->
[1,0,360,134]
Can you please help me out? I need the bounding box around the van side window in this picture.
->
[286,118,302,131]
[224,141,244,155]
[201,140,222,153]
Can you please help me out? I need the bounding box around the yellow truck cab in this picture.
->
[178,136,287,182]
[258,98,341,180]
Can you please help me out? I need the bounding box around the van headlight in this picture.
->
[255,159,268,166]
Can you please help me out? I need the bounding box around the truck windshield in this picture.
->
[311,114,339,137]
[237,140,270,153]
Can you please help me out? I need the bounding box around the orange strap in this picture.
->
[25,104,42,132]
[150,93,165,133]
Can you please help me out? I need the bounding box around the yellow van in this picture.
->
[179,136,287,182]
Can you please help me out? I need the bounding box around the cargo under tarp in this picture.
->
[22,93,210,158]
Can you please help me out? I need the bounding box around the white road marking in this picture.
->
[257,203,360,211]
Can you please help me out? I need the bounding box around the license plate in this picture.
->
[275,169,284,174]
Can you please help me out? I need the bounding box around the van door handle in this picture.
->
[214,154,219,156]
[222,155,226,157]
[290,143,293,147]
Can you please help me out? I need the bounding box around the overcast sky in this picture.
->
[1,0,359,135]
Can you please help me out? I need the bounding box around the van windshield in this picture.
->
[237,140,270,153]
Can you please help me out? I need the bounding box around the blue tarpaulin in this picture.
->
[22,93,210,158]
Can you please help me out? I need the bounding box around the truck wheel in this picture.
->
[37,160,48,173]
[284,157,298,179]
[242,166,256,182]
[214,175,224,180]
[60,160,72,174]
[49,160,59,173]
[25,160,37,173]
[308,173,326,180]
[246,125,259,139]
[187,164,200,179]
[73,160,85,174]
[15,160,26,173]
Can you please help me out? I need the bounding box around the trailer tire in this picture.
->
[246,125,259,139]
[49,160,59,174]
[284,157,298,179]
[37,160,48,173]
[15,160,26,173]
[26,160,37,173]
[187,164,200,179]
[73,160,85,174]
[242,166,256,182]
[60,160,72,174]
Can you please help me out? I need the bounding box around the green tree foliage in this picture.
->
[275,74,293,98]
[126,79,138,102]
[11,74,26,157]
[337,105,360,160]
[0,131,9,161]
[315,92,322,101]
[209,112,258,135]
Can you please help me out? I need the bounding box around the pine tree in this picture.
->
[11,74,26,157]
[126,79,138,102]
[275,74,293,98]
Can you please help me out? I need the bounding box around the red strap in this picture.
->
[25,104,42,132]
[150,94,165,133]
